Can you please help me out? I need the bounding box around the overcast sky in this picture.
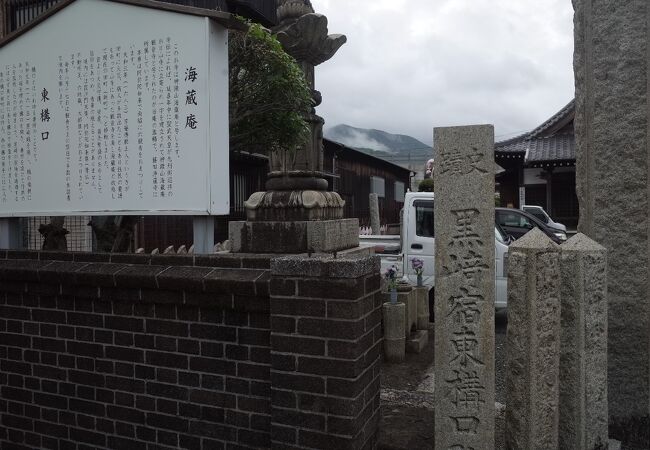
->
[310,0,575,146]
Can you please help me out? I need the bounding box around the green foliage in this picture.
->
[418,178,434,192]
[229,20,312,156]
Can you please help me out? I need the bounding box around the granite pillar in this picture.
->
[433,125,495,449]
[415,286,429,330]
[574,0,650,440]
[505,228,561,449]
[559,233,608,450]
[395,283,416,338]
[369,193,380,235]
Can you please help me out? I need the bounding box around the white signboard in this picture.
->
[0,0,229,216]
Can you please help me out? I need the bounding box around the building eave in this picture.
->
[0,0,244,49]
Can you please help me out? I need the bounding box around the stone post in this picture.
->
[415,286,429,330]
[505,228,561,449]
[559,233,608,450]
[433,125,495,449]
[394,283,416,338]
[574,0,650,438]
[369,193,380,235]
[382,302,406,363]
[269,254,382,449]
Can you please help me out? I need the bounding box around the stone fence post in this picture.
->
[269,254,382,450]
[505,228,561,449]
[559,234,608,449]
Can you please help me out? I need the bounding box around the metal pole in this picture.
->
[192,216,215,254]
[0,218,22,250]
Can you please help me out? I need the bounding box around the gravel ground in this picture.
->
[379,312,639,450]
[379,312,509,449]
[380,310,509,402]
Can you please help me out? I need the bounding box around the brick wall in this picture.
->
[269,255,382,450]
[0,250,381,450]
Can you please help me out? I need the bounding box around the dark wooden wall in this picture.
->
[136,154,267,251]
[327,143,411,227]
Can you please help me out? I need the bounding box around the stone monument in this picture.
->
[229,0,358,253]
[433,125,495,449]
[505,228,561,449]
[574,0,650,442]
[38,217,69,251]
[559,233,608,450]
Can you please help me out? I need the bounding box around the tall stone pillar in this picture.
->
[433,125,495,449]
[574,0,650,440]
[559,233,608,450]
[505,228,561,449]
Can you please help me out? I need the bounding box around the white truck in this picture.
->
[359,192,509,311]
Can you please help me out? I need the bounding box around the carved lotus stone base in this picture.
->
[229,218,359,254]
[244,190,345,222]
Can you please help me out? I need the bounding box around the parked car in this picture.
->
[522,205,567,232]
[496,207,567,244]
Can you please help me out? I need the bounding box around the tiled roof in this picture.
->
[495,100,575,163]
[526,134,575,162]
[528,99,575,139]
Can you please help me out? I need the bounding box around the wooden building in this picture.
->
[495,100,578,229]
[324,139,412,227]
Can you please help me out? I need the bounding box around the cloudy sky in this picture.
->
[310,0,575,146]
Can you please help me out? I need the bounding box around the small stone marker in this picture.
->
[433,125,495,449]
[559,233,608,449]
[505,228,561,449]
[383,301,406,363]
[369,193,380,235]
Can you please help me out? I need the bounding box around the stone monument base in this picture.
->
[229,218,359,253]
[406,329,428,354]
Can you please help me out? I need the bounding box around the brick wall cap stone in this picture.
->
[271,254,379,279]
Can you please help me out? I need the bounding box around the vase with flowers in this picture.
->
[384,264,399,303]
[411,257,424,286]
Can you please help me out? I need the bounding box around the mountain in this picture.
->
[325,124,432,158]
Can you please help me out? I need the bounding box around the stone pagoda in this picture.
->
[230,0,358,253]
